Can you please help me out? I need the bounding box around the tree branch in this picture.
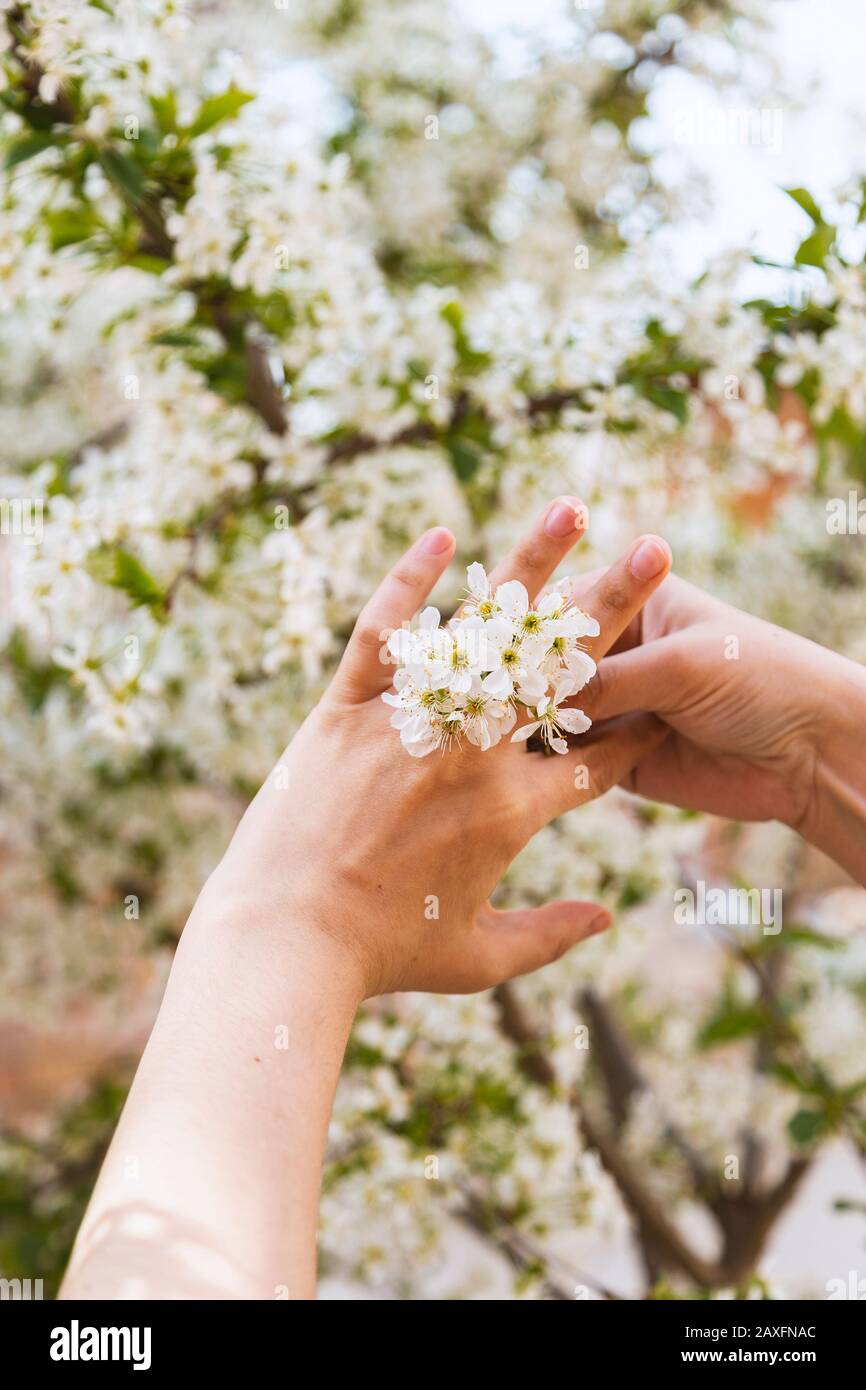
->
[455,1184,611,1301]
[493,979,815,1294]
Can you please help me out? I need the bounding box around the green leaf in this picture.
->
[185,87,254,139]
[124,253,171,275]
[87,547,165,610]
[644,384,689,424]
[698,1003,767,1049]
[772,1062,820,1095]
[780,924,844,951]
[795,223,836,269]
[97,147,146,204]
[149,90,178,134]
[446,438,483,484]
[784,186,824,225]
[834,1198,866,1214]
[4,132,54,168]
[440,299,491,375]
[111,550,165,608]
[6,630,66,710]
[787,1109,828,1145]
[44,207,100,251]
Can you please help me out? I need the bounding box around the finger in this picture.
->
[332,527,456,702]
[531,712,670,820]
[619,732,701,806]
[483,495,589,601]
[476,899,611,986]
[607,614,643,655]
[556,566,641,653]
[578,535,672,661]
[580,634,685,722]
[622,735,766,820]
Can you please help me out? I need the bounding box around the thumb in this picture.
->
[476,900,611,986]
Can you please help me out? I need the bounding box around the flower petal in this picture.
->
[571,608,600,638]
[387,629,414,662]
[511,720,540,743]
[557,708,592,734]
[482,667,513,699]
[553,672,580,703]
[516,670,547,705]
[494,579,529,620]
[537,592,563,617]
[565,650,597,689]
[467,561,489,599]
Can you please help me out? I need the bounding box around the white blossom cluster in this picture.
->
[2,0,866,1299]
[385,565,598,756]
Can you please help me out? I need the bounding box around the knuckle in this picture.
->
[665,641,691,686]
[580,755,607,802]
[518,787,543,830]
[390,563,423,593]
[515,537,549,577]
[589,662,613,710]
[355,619,385,652]
[599,573,633,617]
[491,792,529,849]
[587,767,606,801]
[551,932,575,964]
[619,765,639,793]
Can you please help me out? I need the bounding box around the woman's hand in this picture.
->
[573,571,866,884]
[205,503,674,1000]
[61,501,674,1301]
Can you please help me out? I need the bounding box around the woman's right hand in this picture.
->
[203,509,674,1002]
[573,571,866,885]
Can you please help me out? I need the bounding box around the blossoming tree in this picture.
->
[2,0,866,1297]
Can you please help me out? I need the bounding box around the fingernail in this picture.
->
[589,910,612,936]
[420,527,454,556]
[628,536,671,581]
[544,497,587,539]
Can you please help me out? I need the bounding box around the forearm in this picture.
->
[56,515,664,1299]
[801,655,866,886]
[60,889,362,1300]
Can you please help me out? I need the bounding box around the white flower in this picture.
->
[384,563,597,756]
[393,708,442,758]
[382,668,463,757]
[511,673,592,755]
[493,578,530,625]
[461,684,517,750]
[38,72,61,104]
[537,590,599,689]
[539,589,600,640]
[462,560,497,617]
[480,630,531,699]
[386,605,442,676]
[564,647,597,689]
[437,618,489,696]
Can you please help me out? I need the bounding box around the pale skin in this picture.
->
[60,498,673,1301]
[570,571,866,887]
[60,506,866,1301]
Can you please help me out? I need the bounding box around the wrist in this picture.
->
[798,656,866,885]
[180,872,367,1021]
